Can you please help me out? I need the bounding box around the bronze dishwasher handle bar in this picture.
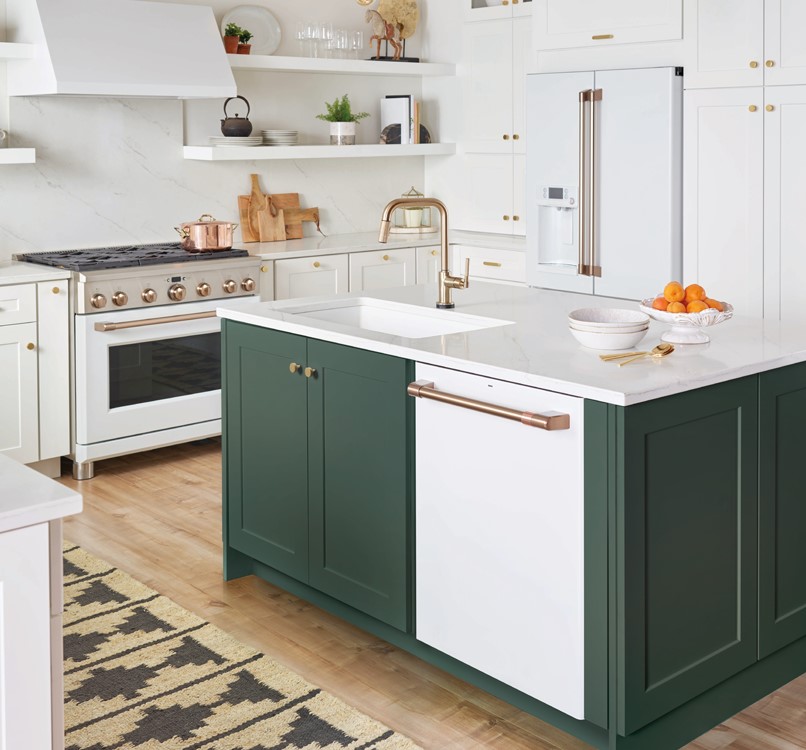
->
[407,380,570,431]
[94,310,217,332]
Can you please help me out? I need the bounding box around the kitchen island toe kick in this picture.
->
[220,283,806,750]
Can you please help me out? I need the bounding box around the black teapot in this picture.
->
[220,95,253,137]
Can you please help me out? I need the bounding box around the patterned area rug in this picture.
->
[63,544,422,750]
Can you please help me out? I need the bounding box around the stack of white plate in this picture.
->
[208,135,264,147]
[568,308,650,350]
[262,130,299,146]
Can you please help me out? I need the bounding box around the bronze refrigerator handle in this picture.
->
[94,310,217,332]
[589,88,603,278]
[407,380,570,431]
[578,90,590,276]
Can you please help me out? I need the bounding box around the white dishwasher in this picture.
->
[412,363,585,719]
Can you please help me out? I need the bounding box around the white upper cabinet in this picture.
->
[465,0,533,23]
[765,0,806,86]
[763,86,806,321]
[533,0,682,50]
[685,0,806,88]
[683,88,764,317]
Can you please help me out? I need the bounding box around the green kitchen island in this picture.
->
[220,282,806,750]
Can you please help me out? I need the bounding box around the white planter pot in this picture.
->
[330,121,356,145]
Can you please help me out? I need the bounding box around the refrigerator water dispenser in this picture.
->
[535,186,578,266]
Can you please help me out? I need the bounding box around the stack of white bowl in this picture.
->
[568,308,650,350]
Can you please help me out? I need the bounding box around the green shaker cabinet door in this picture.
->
[224,322,310,582]
[618,378,758,735]
[759,362,806,657]
[306,340,412,632]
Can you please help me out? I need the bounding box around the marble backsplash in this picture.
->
[0,95,425,260]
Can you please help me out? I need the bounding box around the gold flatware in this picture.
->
[617,343,675,367]
[599,342,674,361]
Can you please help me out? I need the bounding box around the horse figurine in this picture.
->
[365,9,402,60]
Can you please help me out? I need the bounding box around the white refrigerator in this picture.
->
[526,67,683,299]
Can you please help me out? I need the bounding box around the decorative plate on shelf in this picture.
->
[221,5,281,55]
[639,298,734,345]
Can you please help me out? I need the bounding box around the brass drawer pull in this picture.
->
[52,286,61,295]
[483,261,502,267]
[766,60,775,68]
[766,104,775,112]
[313,261,321,268]
[431,249,438,256]
[513,215,520,221]
[592,34,614,40]
[750,60,759,69]
[503,215,510,221]
[407,380,570,431]
[749,105,758,112]
[503,134,510,140]
[26,342,36,351]
[383,254,390,261]
[513,134,520,140]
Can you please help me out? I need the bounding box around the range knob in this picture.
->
[142,288,157,304]
[112,291,128,307]
[196,282,211,298]
[241,278,256,292]
[90,293,107,309]
[168,284,186,302]
[223,279,237,294]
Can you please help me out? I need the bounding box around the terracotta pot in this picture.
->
[237,43,252,54]
[223,35,239,54]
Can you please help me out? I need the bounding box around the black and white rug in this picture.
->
[63,544,421,750]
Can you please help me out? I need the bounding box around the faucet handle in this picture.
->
[463,257,471,288]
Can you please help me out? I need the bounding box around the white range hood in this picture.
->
[6,0,237,98]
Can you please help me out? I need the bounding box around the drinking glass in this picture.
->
[333,28,349,59]
[316,23,333,58]
[350,31,364,60]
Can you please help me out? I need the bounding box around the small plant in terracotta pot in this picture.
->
[237,28,253,54]
[223,22,241,54]
[316,94,370,145]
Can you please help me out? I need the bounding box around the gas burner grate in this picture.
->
[17,243,250,271]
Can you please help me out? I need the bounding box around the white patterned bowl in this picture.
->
[568,308,650,329]
[639,298,734,345]
[568,325,649,350]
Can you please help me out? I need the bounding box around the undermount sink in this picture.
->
[277,297,513,339]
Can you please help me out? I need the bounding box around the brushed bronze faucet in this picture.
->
[378,197,469,309]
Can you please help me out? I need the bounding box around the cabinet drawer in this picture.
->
[453,245,526,283]
[0,283,36,326]
[274,254,349,300]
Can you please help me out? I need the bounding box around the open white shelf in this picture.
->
[183,143,456,161]
[0,43,36,61]
[228,54,455,77]
[0,148,36,164]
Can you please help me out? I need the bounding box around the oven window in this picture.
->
[108,332,221,409]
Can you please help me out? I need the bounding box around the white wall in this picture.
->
[0,0,440,259]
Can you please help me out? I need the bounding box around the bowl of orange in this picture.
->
[640,282,733,345]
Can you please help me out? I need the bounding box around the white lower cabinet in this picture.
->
[349,247,416,292]
[684,88,764,317]
[415,245,441,285]
[414,363,585,719]
[0,280,69,468]
[274,254,349,300]
[0,522,52,749]
[453,245,526,285]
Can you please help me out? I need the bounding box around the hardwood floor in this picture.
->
[58,440,806,750]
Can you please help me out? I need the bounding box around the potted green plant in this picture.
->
[223,22,241,54]
[237,28,253,55]
[315,94,370,145]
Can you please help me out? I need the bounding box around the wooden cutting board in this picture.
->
[258,207,287,243]
[238,191,303,242]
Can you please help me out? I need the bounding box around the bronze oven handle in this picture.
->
[93,310,217,332]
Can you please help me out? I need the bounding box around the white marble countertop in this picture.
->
[237,230,525,261]
[219,282,806,406]
[0,261,71,286]
[0,455,82,533]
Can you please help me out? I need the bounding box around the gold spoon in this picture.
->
[599,342,674,361]
[617,343,675,367]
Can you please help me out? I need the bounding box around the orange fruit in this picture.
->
[663,281,685,303]
[667,301,686,313]
[687,299,709,313]
[705,298,724,312]
[683,284,707,304]
[652,296,669,311]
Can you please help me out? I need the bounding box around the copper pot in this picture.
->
[175,214,238,252]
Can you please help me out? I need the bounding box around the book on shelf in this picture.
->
[380,94,416,144]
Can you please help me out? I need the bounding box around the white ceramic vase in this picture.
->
[330,121,356,145]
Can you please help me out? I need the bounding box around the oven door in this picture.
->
[74,297,258,445]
